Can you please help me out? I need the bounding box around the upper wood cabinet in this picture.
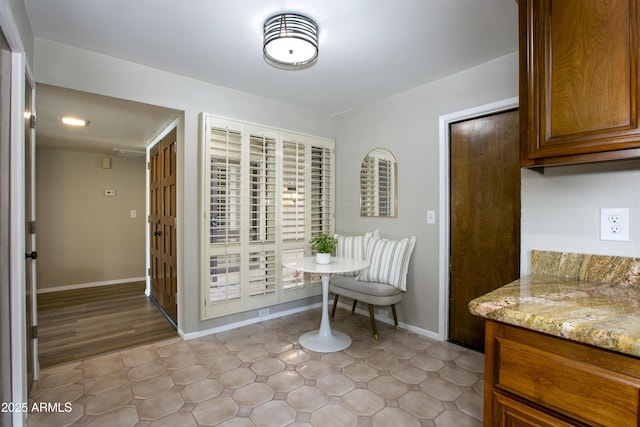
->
[520,0,640,167]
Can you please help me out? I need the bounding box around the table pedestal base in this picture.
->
[299,330,351,353]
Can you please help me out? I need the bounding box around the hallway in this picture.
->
[37,282,177,368]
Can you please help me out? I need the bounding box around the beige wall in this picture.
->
[332,53,520,337]
[34,39,332,334]
[36,149,146,290]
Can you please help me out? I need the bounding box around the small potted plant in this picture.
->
[309,233,338,264]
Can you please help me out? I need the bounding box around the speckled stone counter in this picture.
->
[469,250,640,357]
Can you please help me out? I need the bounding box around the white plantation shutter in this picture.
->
[210,128,242,244]
[281,140,306,242]
[249,135,277,243]
[310,146,334,238]
[202,114,334,319]
[360,155,375,216]
[378,159,392,217]
[360,155,395,217]
[208,125,243,309]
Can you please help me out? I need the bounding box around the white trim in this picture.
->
[9,51,26,427]
[181,302,323,340]
[181,300,441,342]
[336,301,440,341]
[437,97,519,341]
[36,277,146,294]
[26,79,38,382]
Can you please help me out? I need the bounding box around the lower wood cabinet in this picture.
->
[484,320,640,426]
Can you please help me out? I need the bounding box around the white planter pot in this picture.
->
[315,253,331,264]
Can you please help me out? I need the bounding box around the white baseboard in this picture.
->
[181,301,323,341]
[37,277,146,294]
[182,300,440,343]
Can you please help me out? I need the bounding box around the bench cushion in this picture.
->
[330,275,402,306]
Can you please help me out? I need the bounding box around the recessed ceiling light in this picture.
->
[61,117,89,127]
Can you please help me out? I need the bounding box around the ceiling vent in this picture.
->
[111,148,145,158]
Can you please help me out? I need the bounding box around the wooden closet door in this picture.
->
[449,110,520,350]
[149,128,177,324]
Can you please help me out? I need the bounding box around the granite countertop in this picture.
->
[468,250,640,358]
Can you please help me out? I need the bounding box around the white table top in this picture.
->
[282,257,368,274]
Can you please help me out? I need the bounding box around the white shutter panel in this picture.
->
[249,135,277,243]
[207,125,243,307]
[281,140,306,242]
[378,159,391,217]
[247,134,277,301]
[310,146,334,238]
[209,127,242,244]
[360,155,375,216]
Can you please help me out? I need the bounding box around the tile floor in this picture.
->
[28,308,484,427]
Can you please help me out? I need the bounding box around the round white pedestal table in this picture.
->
[282,257,369,353]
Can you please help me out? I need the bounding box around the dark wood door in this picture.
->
[149,128,177,324]
[449,109,520,351]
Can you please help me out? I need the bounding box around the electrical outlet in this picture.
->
[258,308,270,317]
[601,208,630,241]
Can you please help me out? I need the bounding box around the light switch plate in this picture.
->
[427,210,436,224]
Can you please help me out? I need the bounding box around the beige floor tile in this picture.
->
[126,360,166,381]
[180,378,224,403]
[192,396,239,425]
[131,375,175,399]
[232,382,274,408]
[287,385,328,411]
[250,400,296,427]
[170,364,209,385]
[250,357,285,376]
[84,387,132,415]
[148,411,198,427]
[373,406,422,427]
[164,351,198,370]
[29,308,485,426]
[218,367,257,389]
[86,406,139,427]
[83,370,128,395]
[342,388,385,416]
[136,391,184,420]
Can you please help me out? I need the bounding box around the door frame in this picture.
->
[437,96,519,341]
[145,118,182,329]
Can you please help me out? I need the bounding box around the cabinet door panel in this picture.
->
[547,0,632,137]
[496,336,640,427]
[522,0,640,165]
[493,392,582,427]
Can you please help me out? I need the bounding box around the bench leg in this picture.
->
[391,304,399,331]
[368,304,378,340]
[351,300,357,314]
[331,294,339,321]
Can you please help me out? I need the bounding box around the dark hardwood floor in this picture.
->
[37,281,177,368]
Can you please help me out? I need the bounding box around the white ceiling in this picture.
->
[24,0,518,153]
[35,84,180,154]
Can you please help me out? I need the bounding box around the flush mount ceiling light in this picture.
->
[61,116,89,127]
[263,13,319,68]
